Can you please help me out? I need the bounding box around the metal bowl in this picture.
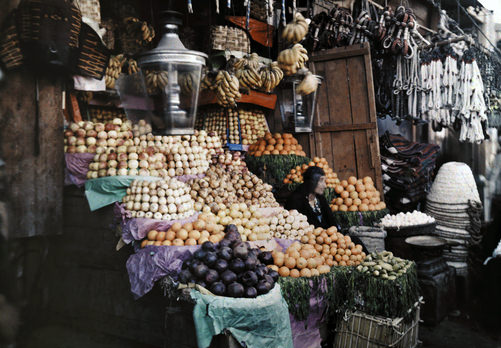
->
[405,236,448,261]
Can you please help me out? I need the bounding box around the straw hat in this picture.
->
[427,162,480,204]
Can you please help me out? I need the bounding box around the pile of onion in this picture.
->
[189,165,279,209]
[211,150,248,173]
[132,119,152,137]
[300,226,366,267]
[64,118,133,154]
[141,213,225,247]
[330,176,386,212]
[269,242,331,278]
[122,178,195,220]
[268,209,314,240]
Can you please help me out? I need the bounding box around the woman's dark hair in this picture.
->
[298,166,325,195]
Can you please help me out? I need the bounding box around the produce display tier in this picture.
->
[245,154,311,189]
[196,104,270,147]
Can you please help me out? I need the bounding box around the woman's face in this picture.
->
[314,176,327,195]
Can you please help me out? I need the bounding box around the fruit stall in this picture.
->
[3,0,501,347]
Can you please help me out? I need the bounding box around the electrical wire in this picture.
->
[455,1,501,58]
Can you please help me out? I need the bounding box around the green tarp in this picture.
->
[190,284,293,348]
[84,176,161,211]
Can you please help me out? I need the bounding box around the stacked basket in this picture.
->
[425,162,482,276]
[210,26,250,54]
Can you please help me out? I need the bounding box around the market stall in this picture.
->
[5,0,501,346]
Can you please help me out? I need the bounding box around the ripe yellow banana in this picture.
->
[282,13,309,44]
[296,72,319,96]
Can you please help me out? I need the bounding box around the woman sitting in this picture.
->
[285,166,367,251]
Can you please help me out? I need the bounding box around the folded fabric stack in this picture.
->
[379,132,440,212]
[425,162,482,276]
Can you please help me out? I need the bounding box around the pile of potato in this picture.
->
[210,203,273,241]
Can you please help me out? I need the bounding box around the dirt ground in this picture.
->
[16,314,501,348]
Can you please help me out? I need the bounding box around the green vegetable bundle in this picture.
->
[278,259,419,323]
[245,154,310,188]
[332,209,389,232]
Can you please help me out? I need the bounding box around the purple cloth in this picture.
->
[65,153,94,186]
[289,279,328,348]
[127,241,275,298]
[115,203,201,243]
[126,244,200,298]
[275,238,297,252]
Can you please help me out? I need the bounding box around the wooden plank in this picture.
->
[199,89,277,109]
[315,123,376,132]
[347,56,371,124]
[363,45,378,123]
[324,59,352,126]
[0,70,63,238]
[311,43,370,62]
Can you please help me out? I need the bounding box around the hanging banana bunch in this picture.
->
[121,17,155,55]
[105,54,125,89]
[144,70,169,95]
[179,71,198,94]
[260,61,284,92]
[282,12,309,44]
[296,71,319,95]
[278,43,309,75]
[201,73,217,91]
[234,52,260,70]
[215,70,241,107]
[126,58,139,75]
[236,66,262,90]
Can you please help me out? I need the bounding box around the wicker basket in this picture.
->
[210,26,250,53]
[334,302,421,348]
[348,226,387,253]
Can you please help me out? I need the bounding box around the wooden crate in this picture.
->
[295,43,383,193]
[334,303,420,348]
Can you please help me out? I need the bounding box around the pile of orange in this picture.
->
[330,176,386,212]
[140,213,225,247]
[269,242,331,278]
[247,133,306,157]
[283,157,340,187]
[300,226,366,266]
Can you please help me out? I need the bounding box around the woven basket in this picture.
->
[334,302,421,348]
[348,226,387,253]
[210,26,250,53]
[0,15,23,69]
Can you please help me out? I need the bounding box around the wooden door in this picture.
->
[296,43,383,192]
